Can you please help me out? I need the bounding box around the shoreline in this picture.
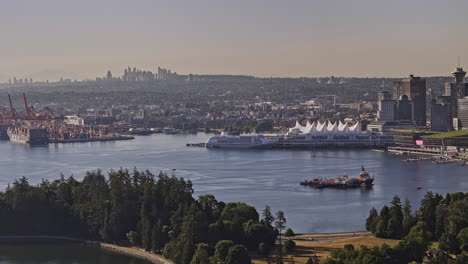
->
[0,236,172,264]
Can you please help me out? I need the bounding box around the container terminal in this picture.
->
[0,93,133,145]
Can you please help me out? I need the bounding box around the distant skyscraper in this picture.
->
[394,75,426,126]
[396,95,414,122]
[431,96,452,132]
[458,98,468,130]
[377,91,396,121]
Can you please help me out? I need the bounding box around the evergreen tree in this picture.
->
[214,240,235,263]
[365,207,379,233]
[284,228,295,237]
[457,227,468,253]
[402,199,415,237]
[374,206,390,238]
[262,206,274,228]
[418,191,442,237]
[398,221,432,263]
[126,231,140,245]
[151,221,163,252]
[140,175,154,250]
[387,196,404,238]
[179,205,205,264]
[275,211,286,264]
[225,245,251,264]
[190,243,211,264]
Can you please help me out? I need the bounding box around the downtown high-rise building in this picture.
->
[393,75,426,126]
[444,67,468,119]
[458,98,468,130]
[431,96,452,132]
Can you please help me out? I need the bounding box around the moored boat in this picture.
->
[7,125,49,145]
[206,132,273,149]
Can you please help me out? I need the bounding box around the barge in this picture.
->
[300,166,374,189]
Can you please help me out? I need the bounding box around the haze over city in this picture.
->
[1,0,468,81]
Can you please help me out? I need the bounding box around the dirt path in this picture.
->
[97,242,172,264]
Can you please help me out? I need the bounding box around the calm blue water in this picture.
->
[1,133,467,233]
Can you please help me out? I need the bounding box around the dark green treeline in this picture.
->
[0,169,279,264]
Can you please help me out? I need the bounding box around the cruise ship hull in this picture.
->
[7,127,49,145]
[206,143,273,149]
[0,124,11,140]
[205,133,273,149]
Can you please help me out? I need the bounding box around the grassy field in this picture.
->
[252,232,401,264]
[424,130,468,139]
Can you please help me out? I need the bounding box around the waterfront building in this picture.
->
[396,95,414,122]
[283,120,394,148]
[421,131,468,149]
[458,98,468,130]
[367,120,417,133]
[377,99,396,121]
[445,67,468,120]
[431,98,451,132]
[65,116,85,126]
[394,75,426,126]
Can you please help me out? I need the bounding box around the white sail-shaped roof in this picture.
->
[327,121,337,132]
[316,121,326,132]
[288,120,364,135]
[348,122,360,132]
[304,121,315,134]
[338,121,348,132]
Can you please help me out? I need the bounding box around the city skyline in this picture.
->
[1,0,468,81]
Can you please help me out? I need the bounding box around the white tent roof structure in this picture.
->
[288,120,363,135]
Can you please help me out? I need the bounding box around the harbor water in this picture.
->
[0,133,467,233]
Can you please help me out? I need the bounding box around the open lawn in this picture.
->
[252,232,401,264]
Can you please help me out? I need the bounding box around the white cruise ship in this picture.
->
[206,132,272,149]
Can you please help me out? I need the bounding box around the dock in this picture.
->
[49,135,134,144]
[186,143,206,147]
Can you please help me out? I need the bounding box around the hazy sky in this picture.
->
[1,0,467,81]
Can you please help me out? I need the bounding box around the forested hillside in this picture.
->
[0,169,281,264]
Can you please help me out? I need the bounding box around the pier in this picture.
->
[49,135,134,144]
[186,143,206,147]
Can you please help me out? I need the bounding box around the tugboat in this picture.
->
[300,166,374,189]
